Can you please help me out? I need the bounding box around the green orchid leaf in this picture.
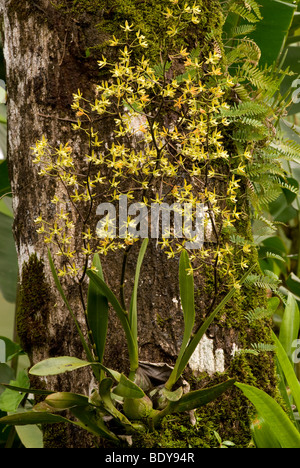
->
[235,382,300,448]
[162,386,183,402]
[45,392,90,410]
[165,250,195,390]
[0,411,72,426]
[29,357,92,376]
[99,378,132,426]
[86,270,139,374]
[70,405,119,442]
[172,379,236,413]
[129,239,148,344]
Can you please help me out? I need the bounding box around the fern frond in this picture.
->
[221,101,269,118]
[245,306,274,323]
[241,63,279,91]
[229,1,261,23]
[245,270,281,291]
[265,252,285,262]
[237,343,276,356]
[229,24,257,38]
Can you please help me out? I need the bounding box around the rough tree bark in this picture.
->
[0,0,278,448]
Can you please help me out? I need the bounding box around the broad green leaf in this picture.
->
[235,382,300,448]
[0,370,29,413]
[172,379,236,413]
[87,254,108,370]
[29,357,92,376]
[165,250,195,390]
[48,249,94,363]
[0,363,15,396]
[279,293,300,360]
[86,270,139,374]
[45,392,90,410]
[0,212,18,303]
[0,336,23,362]
[15,424,43,449]
[273,332,300,415]
[129,239,148,344]
[113,374,145,399]
[251,414,281,448]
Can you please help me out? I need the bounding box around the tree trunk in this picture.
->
[0,0,278,448]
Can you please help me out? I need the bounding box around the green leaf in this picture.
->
[0,336,23,362]
[0,363,15,396]
[162,386,183,403]
[172,379,236,413]
[48,249,94,363]
[70,405,119,442]
[0,212,18,303]
[235,382,300,448]
[0,396,118,442]
[0,411,71,426]
[251,414,281,448]
[273,332,300,416]
[129,239,148,344]
[99,378,132,426]
[86,270,139,374]
[168,265,256,386]
[87,254,108,370]
[279,293,300,360]
[165,250,195,390]
[15,423,43,449]
[45,392,90,410]
[29,357,92,376]
[0,383,52,396]
[113,374,145,399]
[0,370,29,412]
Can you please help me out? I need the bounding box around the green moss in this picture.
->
[17,254,50,355]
